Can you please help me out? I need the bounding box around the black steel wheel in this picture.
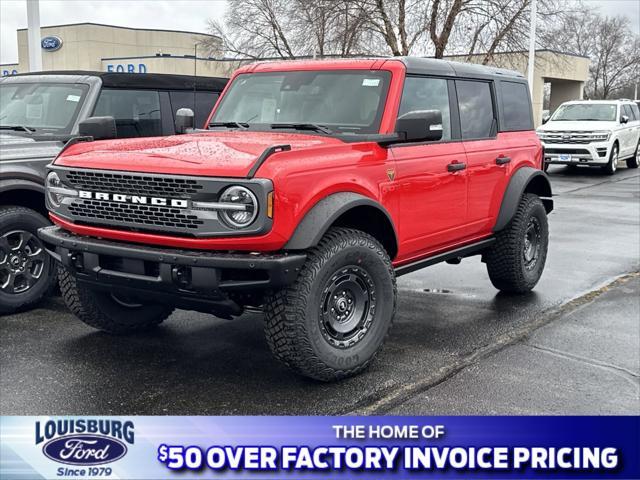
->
[319,266,376,349]
[523,216,542,271]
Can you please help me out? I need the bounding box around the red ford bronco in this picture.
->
[39,58,553,381]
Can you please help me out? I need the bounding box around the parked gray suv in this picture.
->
[0,71,227,314]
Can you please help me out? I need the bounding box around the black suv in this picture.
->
[0,71,227,314]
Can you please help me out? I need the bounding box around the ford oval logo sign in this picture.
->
[42,434,127,466]
[41,36,63,51]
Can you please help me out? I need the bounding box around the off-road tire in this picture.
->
[264,227,396,381]
[0,206,56,314]
[627,141,639,169]
[485,193,548,293]
[602,143,619,175]
[58,266,174,333]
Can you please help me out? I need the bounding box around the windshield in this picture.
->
[0,83,89,134]
[210,70,391,134]
[551,103,617,122]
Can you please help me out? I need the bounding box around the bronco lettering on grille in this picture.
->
[78,191,189,208]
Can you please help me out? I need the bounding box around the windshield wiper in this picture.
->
[270,123,333,134]
[0,125,35,133]
[208,121,249,129]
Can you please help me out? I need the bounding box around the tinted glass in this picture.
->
[93,89,161,138]
[0,83,88,133]
[551,103,617,122]
[170,91,219,129]
[456,80,495,139]
[398,76,451,141]
[501,81,533,131]
[212,71,391,134]
[630,104,640,121]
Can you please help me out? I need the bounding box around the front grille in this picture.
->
[539,131,603,145]
[65,170,204,197]
[52,167,273,238]
[68,200,204,230]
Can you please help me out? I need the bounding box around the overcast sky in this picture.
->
[1,0,638,64]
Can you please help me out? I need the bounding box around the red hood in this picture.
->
[55,131,346,177]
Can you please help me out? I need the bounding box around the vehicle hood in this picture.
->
[54,131,348,177]
[537,120,616,132]
[0,132,63,161]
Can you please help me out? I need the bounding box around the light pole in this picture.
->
[527,0,537,97]
[26,0,42,72]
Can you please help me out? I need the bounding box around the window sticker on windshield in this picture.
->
[66,94,80,102]
[26,103,43,119]
[362,78,381,87]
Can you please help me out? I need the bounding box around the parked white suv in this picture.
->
[537,100,640,174]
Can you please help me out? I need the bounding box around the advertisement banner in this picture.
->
[2,416,639,479]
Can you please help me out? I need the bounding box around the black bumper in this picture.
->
[39,226,306,315]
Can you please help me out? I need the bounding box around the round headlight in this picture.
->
[46,171,63,208]
[218,186,258,228]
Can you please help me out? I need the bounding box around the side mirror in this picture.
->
[175,108,195,134]
[78,116,117,140]
[396,110,443,143]
[542,114,551,124]
[621,115,629,124]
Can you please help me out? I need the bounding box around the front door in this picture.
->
[391,76,468,262]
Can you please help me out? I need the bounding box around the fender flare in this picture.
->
[0,178,45,195]
[493,167,553,232]
[284,192,398,251]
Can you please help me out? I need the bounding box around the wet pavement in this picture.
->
[1,166,638,415]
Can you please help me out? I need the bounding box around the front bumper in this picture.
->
[542,141,611,165]
[39,226,306,315]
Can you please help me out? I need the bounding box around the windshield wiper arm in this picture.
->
[208,121,249,129]
[0,125,35,133]
[270,123,333,134]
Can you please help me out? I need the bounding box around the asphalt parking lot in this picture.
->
[1,166,638,416]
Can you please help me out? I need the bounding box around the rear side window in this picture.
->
[630,104,640,121]
[398,77,452,141]
[500,81,533,131]
[170,91,219,129]
[456,80,495,139]
[93,89,162,138]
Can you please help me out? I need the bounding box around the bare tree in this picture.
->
[542,4,640,99]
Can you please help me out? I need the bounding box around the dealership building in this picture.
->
[0,22,233,77]
[1,22,589,125]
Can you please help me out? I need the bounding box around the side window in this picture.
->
[93,89,161,138]
[169,91,219,129]
[398,76,452,141]
[630,104,640,121]
[456,80,496,140]
[500,81,533,131]
[622,104,634,121]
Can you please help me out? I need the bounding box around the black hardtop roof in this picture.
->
[10,71,228,91]
[397,56,526,81]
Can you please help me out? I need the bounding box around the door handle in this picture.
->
[496,156,512,165]
[447,161,467,172]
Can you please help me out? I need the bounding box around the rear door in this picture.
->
[458,79,518,235]
[390,76,468,259]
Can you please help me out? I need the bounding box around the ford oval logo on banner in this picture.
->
[41,36,63,51]
[42,434,127,466]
